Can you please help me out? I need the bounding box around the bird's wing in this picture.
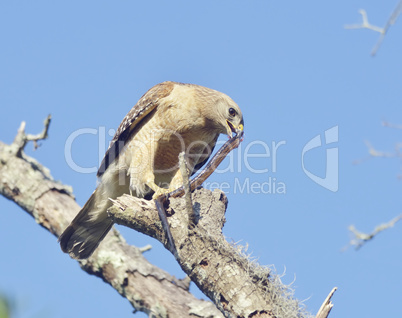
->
[97,81,175,177]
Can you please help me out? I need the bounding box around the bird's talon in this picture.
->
[152,188,170,200]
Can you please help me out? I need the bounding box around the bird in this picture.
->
[59,81,244,259]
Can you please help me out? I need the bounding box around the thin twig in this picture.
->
[372,1,402,56]
[344,2,402,56]
[10,114,51,156]
[364,140,399,158]
[344,9,385,34]
[26,114,52,149]
[353,137,402,169]
[344,214,402,250]
[382,120,402,130]
[139,244,152,253]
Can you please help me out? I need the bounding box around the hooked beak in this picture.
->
[226,120,244,138]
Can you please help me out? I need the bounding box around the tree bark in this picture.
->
[0,123,222,318]
[0,119,327,318]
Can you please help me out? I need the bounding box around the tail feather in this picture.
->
[59,190,113,259]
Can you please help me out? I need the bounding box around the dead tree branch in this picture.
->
[345,2,402,56]
[0,118,335,317]
[315,288,337,318]
[353,121,402,175]
[349,121,402,251]
[344,214,402,251]
[0,118,221,318]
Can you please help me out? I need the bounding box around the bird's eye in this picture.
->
[229,107,236,117]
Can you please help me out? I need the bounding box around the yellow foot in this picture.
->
[146,179,179,200]
[152,188,171,200]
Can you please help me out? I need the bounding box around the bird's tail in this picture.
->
[59,190,113,259]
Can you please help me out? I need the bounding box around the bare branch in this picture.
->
[354,140,402,176]
[382,120,402,130]
[372,1,402,56]
[344,9,385,34]
[344,214,402,250]
[0,122,222,318]
[9,115,51,156]
[25,114,52,148]
[315,288,337,318]
[352,140,399,165]
[345,2,402,56]
[0,119,335,317]
[352,121,402,170]
[363,140,401,159]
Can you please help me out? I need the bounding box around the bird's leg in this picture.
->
[146,181,173,199]
[147,169,184,200]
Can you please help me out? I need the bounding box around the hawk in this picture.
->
[59,81,244,259]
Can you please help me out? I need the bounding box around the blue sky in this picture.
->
[1,1,402,317]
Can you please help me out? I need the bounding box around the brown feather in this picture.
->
[97,81,175,177]
[59,190,114,259]
[59,81,243,259]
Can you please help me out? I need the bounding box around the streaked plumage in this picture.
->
[59,81,244,259]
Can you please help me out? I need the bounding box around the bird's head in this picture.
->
[193,84,244,138]
[224,104,244,138]
[215,96,244,138]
